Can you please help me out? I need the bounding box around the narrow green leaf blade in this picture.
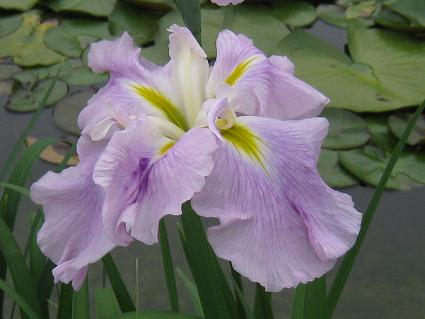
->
[73,279,90,319]
[326,100,425,318]
[57,284,73,319]
[176,268,203,317]
[102,254,136,312]
[115,311,202,319]
[0,182,30,197]
[159,219,179,312]
[254,284,274,319]
[95,287,121,319]
[0,278,40,319]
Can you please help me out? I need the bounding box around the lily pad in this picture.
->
[109,1,159,45]
[44,0,116,17]
[0,64,21,80]
[318,149,358,188]
[339,146,425,190]
[322,108,369,149]
[44,19,111,58]
[0,15,22,37]
[388,113,425,145]
[316,4,347,28]
[0,13,64,66]
[0,81,12,97]
[26,136,79,166]
[0,0,37,10]
[345,1,376,20]
[53,90,95,136]
[364,115,398,152]
[272,0,316,28]
[129,0,174,11]
[374,8,422,32]
[274,29,425,112]
[6,80,67,112]
[386,0,425,27]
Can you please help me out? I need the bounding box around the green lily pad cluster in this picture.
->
[0,0,424,191]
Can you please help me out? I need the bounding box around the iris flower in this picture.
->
[31,25,362,292]
[211,0,244,6]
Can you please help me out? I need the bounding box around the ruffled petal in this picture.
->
[192,116,362,291]
[30,137,115,290]
[93,119,217,245]
[210,0,244,6]
[209,30,329,120]
[168,25,210,126]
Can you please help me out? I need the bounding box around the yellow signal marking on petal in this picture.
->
[225,56,259,86]
[221,124,267,172]
[132,85,188,131]
[158,141,176,156]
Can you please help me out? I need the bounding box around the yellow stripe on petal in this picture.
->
[133,85,188,131]
[221,124,267,172]
[158,141,176,156]
[225,56,260,86]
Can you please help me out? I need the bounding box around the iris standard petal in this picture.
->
[209,30,329,120]
[192,116,362,291]
[93,119,217,245]
[168,25,210,126]
[30,137,115,290]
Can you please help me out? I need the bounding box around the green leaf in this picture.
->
[326,101,425,319]
[0,278,40,319]
[322,109,369,149]
[316,4,346,28]
[44,0,116,17]
[44,19,111,58]
[95,288,121,319]
[179,202,235,319]
[159,220,179,312]
[318,149,358,188]
[57,284,73,319]
[175,0,201,43]
[386,0,425,26]
[115,312,202,319]
[274,29,425,112]
[345,1,376,20]
[0,64,21,80]
[109,1,159,45]
[0,216,42,318]
[53,89,95,136]
[0,13,64,66]
[102,254,136,313]
[373,8,422,32]
[0,15,22,37]
[7,79,67,112]
[291,277,326,319]
[73,280,90,319]
[388,113,425,145]
[364,115,398,152]
[339,146,425,190]
[272,0,316,27]
[254,284,274,319]
[0,182,29,197]
[0,0,37,11]
[130,0,174,11]
[175,268,203,317]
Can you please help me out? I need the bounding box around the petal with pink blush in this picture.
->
[192,116,362,291]
[30,137,116,290]
[93,119,217,245]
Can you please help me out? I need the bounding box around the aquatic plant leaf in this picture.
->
[388,113,425,145]
[73,280,89,319]
[114,312,202,319]
[53,90,94,136]
[7,80,67,112]
[275,29,425,112]
[57,284,73,319]
[272,0,316,27]
[316,4,346,28]
[130,0,175,11]
[109,1,159,45]
[0,64,20,80]
[95,288,121,319]
[386,0,425,27]
[364,115,398,152]
[0,278,39,319]
[374,8,423,32]
[339,146,425,190]
[44,0,116,17]
[0,15,22,37]
[44,19,111,58]
[318,149,358,188]
[176,268,203,317]
[322,109,369,149]
[0,0,37,10]
[26,137,79,166]
[0,13,64,66]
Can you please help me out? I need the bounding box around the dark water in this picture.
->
[0,21,424,318]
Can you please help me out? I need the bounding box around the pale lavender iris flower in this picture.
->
[31,25,362,291]
[211,0,244,6]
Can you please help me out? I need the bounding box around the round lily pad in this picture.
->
[364,115,398,152]
[53,90,95,136]
[339,146,425,190]
[272,0,316,27]
[26,136,79,166]
[44,0,116,17]
[322,108,369,149]
[387,0,425,27]
[318,149,358,188]
[0,64,21,80]
[0,0,37,10]
[388,113,425,146]
[6,80,68,112]
[0,15,22,37]
[316,4,347,28]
